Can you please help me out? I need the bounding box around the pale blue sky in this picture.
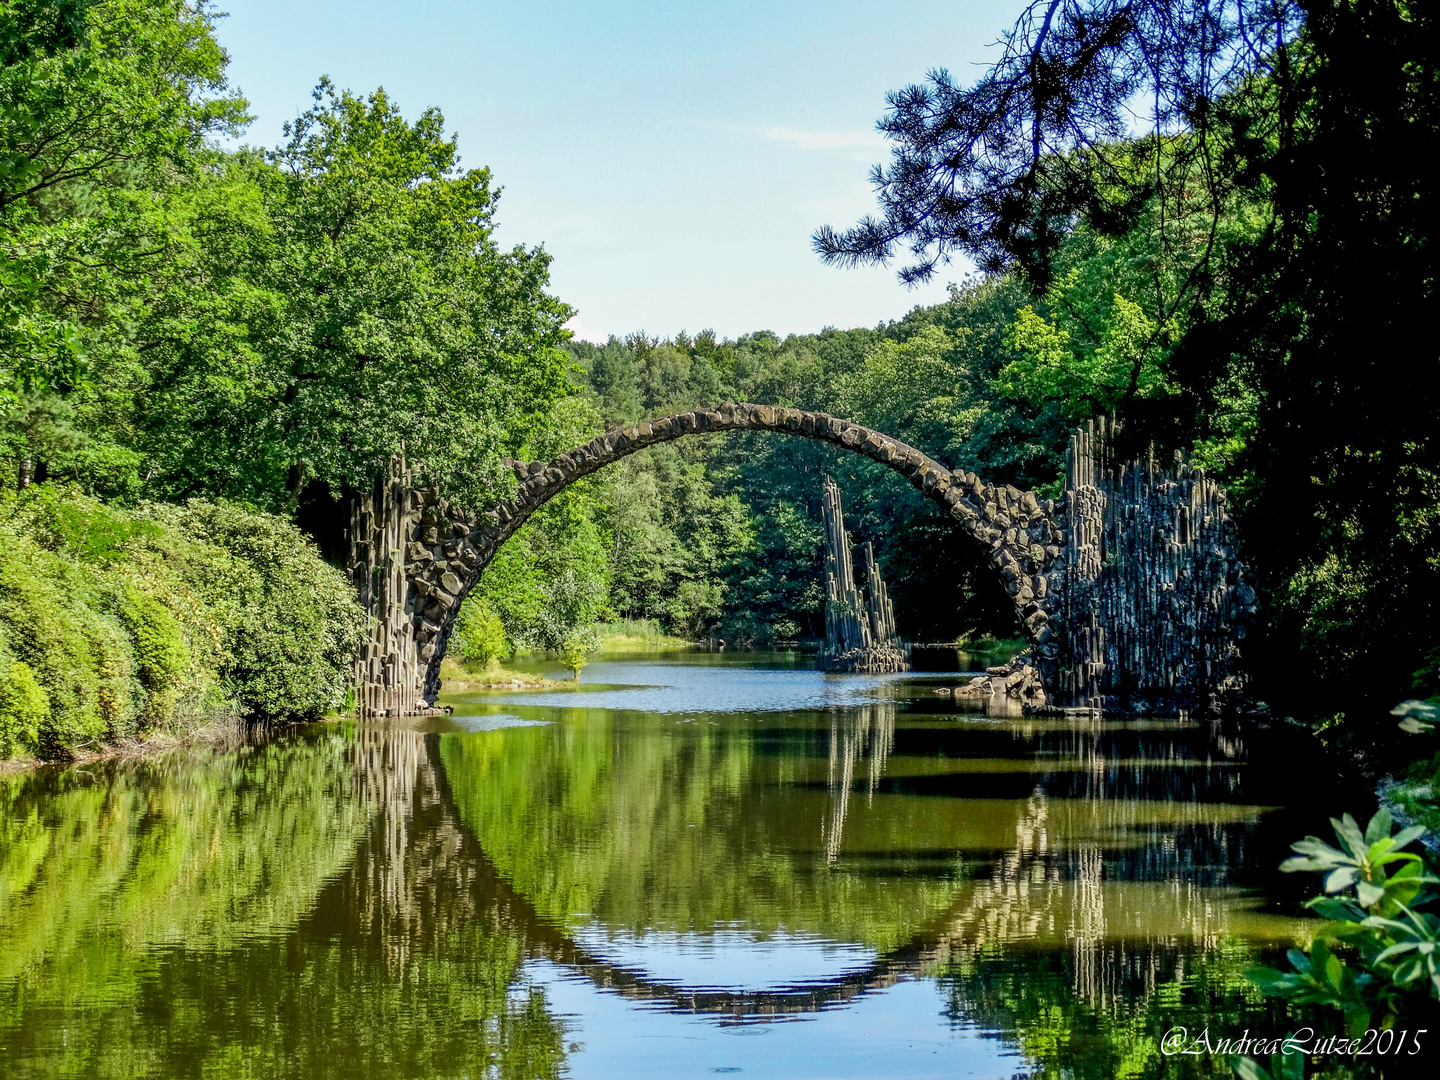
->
[215,1,1026,341]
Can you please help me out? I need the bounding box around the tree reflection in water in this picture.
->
[0,690,1346,1080]
[0,724,568,1080]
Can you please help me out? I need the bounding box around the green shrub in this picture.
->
[1,482,161,564]
[0,485,367,756]
[451,596,509,665]
[0,531,138,750]
[0,654,48,757]
[150,500,365,721]
[117,584,190,722]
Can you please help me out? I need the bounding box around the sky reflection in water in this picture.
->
[457,654,923,714]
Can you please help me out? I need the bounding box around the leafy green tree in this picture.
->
[450,595,508,667]
[1,0,245,399]
[999,290,1173,420]
[574,339,643,425]
[128,81,573,510]
[1,0,249,502]
[558,626,599,682]
[0,392,84,488]
[834,324,984,458]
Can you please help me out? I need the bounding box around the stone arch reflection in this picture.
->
[346,719,1308,1021]
[1,716,1316,1079]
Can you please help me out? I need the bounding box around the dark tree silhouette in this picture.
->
[813,0,1304,289]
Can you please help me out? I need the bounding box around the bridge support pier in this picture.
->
[1050,417,1257,715]
[348,454,430,716]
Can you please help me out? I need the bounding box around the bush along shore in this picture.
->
[0,485,364,764]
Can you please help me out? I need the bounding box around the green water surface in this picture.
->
[0,651,1367,1078]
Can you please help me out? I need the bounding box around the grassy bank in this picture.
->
[441,616,694,690]
[954,634,1030,660]
[0,486,364,763]
[439,621,691,691]
[438,656,565,691]
[593,618,691,652]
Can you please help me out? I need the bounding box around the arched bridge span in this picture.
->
[352,404,1061,708]
[348,407,1256,716]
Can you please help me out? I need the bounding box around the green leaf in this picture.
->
[1290,836,1345,860]
[1360,915,1414,935]
[1333,814,1368,860]
[1357,879,1385,907]
[1325,866,1359,893]
[1365,807,1394,845]
[1232,1056,1273,1080]
[1374,942,1421,963]
[1320,943,1346,989]
[1232,1057,1272,1080]
[1307,896,1365,921]
[1373,851,1423,871]
[1390,825,1430,852]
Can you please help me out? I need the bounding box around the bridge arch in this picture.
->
[350,407,1255,717]
[351,404,1063,711]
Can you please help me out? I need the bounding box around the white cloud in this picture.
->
[763,126,887,152]
[562,315,609,345]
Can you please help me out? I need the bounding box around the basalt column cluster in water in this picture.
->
[820,477,908,673]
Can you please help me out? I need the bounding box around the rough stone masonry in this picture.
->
[347,407,1257,717]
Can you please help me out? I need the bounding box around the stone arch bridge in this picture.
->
[349,405,1256,716]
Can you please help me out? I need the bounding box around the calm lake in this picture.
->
[0,650,1377,1078]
